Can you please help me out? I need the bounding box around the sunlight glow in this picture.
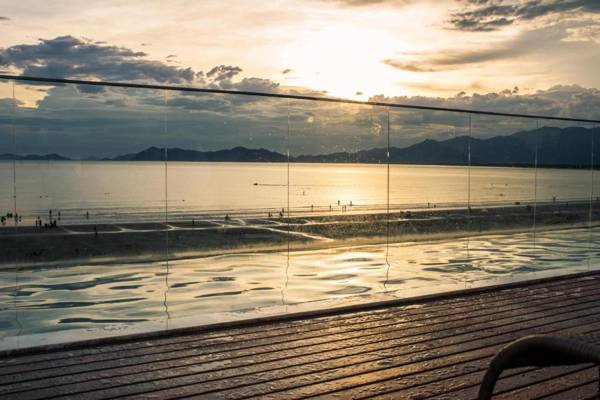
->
[282,25,408,99]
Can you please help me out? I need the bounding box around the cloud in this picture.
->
[0,33,597,158]
[449,0,600,31]
[371,84,600,122]
[383,26,568,72]
[382,59,437,72]
[0,36,195,83]
[2,81,599,158]
[206,65,242,82]
[229,77,279,93]
[0,16,9,21]
[282,68,293,74]
[0,36,282,99]
[383,43,525,72]
[564,24,600,43]
[324,0,409,6]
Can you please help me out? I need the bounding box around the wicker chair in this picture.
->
[479,333,600,399]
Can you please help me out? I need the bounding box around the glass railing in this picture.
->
[1,75,599,350]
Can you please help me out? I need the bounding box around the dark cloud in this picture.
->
[0,98,23,108]
[229,77,279,93]
[382,59,437,72]
[383,43,524,71]
[163,96,232,113]
[383,27,564,72]
[371,84,600,122]
[0,36,283,96]
[0,36,195,83]
[76,84,106,94]
[2,79,598,159]
[206,65,242,82]
[450,0,600,31]
[0,16,9,21]
[282,68,293,74]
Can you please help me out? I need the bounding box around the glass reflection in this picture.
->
[286,100,389,304]
[592,124,600,269]
[534,118,594,273]
[164,91,288,319]
[0,81,169,344]
[468,115,537,277]
[387,109,470,290]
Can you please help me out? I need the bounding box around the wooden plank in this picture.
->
[0,273,598,400]
[3,281,599,396]
[225,318,600,400]
[15,309,600,400]
[81,305,600,400]
[499,367,599,400]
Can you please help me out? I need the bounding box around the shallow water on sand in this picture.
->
[1,227,598,340]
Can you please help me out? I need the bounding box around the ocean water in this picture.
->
[0,161,595,223]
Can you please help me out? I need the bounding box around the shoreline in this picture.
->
[0,201,597,270]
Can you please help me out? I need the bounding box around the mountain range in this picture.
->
[0,153,70,161]
[2,126,598,167]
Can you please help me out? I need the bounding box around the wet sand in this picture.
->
[0,201,597,268]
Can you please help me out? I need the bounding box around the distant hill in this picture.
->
[4,126,599,167]
[0,153,70,161]
[109,146,288,162]
[295,127,599,167]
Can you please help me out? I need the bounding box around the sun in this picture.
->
[280,24,408,100]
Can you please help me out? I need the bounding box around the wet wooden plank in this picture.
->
[3,275,597,380]
[3,280,599,394]
[1,272,599,400]
[18,306,600,400]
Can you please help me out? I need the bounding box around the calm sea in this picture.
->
[0,161,595,224]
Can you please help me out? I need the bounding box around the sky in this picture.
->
[0,0,599,157]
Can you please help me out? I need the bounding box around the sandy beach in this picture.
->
[0,200,597,269]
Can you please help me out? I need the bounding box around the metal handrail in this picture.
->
[1,74,599,124]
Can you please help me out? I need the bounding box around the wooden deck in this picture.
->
[1,272,600,399]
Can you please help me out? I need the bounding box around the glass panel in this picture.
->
[0,79,18,347]
[285,101,389,304]
[0,80,15,226]
[164,91,288,324]
[535,118,594,273]
[387,109,470,292]
[0,81,168,348]
[592,123,600,269]
[468,115,538,279]
[1,75,598,350]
